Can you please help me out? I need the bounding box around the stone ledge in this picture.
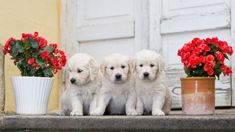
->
[1,110,235,132]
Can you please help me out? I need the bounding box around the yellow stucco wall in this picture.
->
[0,0,61,112]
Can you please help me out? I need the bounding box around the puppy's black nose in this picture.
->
[115,74,122,80]
[143,72,149,77]
[70,78,76,84]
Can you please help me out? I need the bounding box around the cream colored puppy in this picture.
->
[60,53,101,116]
[133,49,172,116]
[90,54,137,115]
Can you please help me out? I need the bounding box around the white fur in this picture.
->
[90,54,137,116]
[133,49,172,116]
[60,53,101,116]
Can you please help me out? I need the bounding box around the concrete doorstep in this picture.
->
[1,109,235,132]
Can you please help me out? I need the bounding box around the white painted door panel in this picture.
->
[75,0,135,60]
[79,38,134,63]
[73,0,146,62]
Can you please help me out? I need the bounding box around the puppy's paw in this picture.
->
[70,110,83,116]
[135,110,143,116]
[126,110,138,116]
[152,109,165,116]
[56,110,65,116]
[90,109,104,116]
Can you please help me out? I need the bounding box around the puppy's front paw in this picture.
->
[90,109,104,116]
[70,110,83,116]
[126,110,138,116]
[152,109,165,116]
[135,110,143,116]
[57,110,65,116]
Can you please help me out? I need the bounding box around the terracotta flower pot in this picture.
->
[180,77,215,115]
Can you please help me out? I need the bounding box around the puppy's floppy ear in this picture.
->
[157,55,165,73]
[89,58,99,81]
[100,60,106,74]
[128,59,135,74]
[64,64,70,91]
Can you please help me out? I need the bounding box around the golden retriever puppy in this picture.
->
[60,53,101,116]
[133,49,172,116]
[90,54,137,115]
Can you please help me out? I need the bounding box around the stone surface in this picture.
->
[1,109,235,131]
[0,44,4,112]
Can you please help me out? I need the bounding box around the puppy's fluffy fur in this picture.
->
[133,49,172,116]
[90,54,136,115]
[60,53,101,116]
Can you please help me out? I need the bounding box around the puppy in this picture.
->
[90,54,137,116]
[133,49,172,116]
[60,53,101,116]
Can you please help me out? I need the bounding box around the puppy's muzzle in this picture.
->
[70,78,76,84]
[115,74,122,81]
[143,72,149,79]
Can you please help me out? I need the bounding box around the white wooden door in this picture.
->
[157,0,233,108]
[61,0,149,62]
[61,0,235,108]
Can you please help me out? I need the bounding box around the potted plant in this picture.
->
[2,32,66,115]
[177,37,233,115]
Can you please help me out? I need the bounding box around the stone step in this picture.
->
[1,109,235,132]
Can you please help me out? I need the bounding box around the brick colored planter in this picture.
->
[180,77,215,115]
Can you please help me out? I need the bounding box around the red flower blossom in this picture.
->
[3,32,67,77]
[215,51,225,62]
[3,37,15,55]
[40,51,50,59]
[37,37,47,48]
[205,55,214,63]
[221,65,232,76]
[27,58,35,65]
[49,43,57,49]
[178,37,233,78]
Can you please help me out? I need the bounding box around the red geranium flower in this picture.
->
[178,37,233,78]
[2,32,67,77]
[40,51,50,59]
[37,37,47,48]
[27,58,35,65]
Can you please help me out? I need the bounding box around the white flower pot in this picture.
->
[11,76,53,115]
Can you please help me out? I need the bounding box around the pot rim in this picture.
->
[12,76,53,80]
[180,77,216,80]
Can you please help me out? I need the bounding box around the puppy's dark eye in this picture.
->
[139,64,143,67]
[121,65,126,69]
[110,66,114,70]
[77,69,83,73]
[150,64,155,67]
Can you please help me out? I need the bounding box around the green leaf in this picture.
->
[43,68,53,77]
[224,54,229,60]
[30,68,37,75]
[36,58,45,68]
[10,46,18,57]
[15,41,24,53]
[31,39,39,49]
[44,46,54,53]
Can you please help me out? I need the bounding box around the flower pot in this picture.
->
[180,77,215,115]
[11,76,53,115]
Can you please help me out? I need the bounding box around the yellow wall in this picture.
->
[0,0,61,112]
